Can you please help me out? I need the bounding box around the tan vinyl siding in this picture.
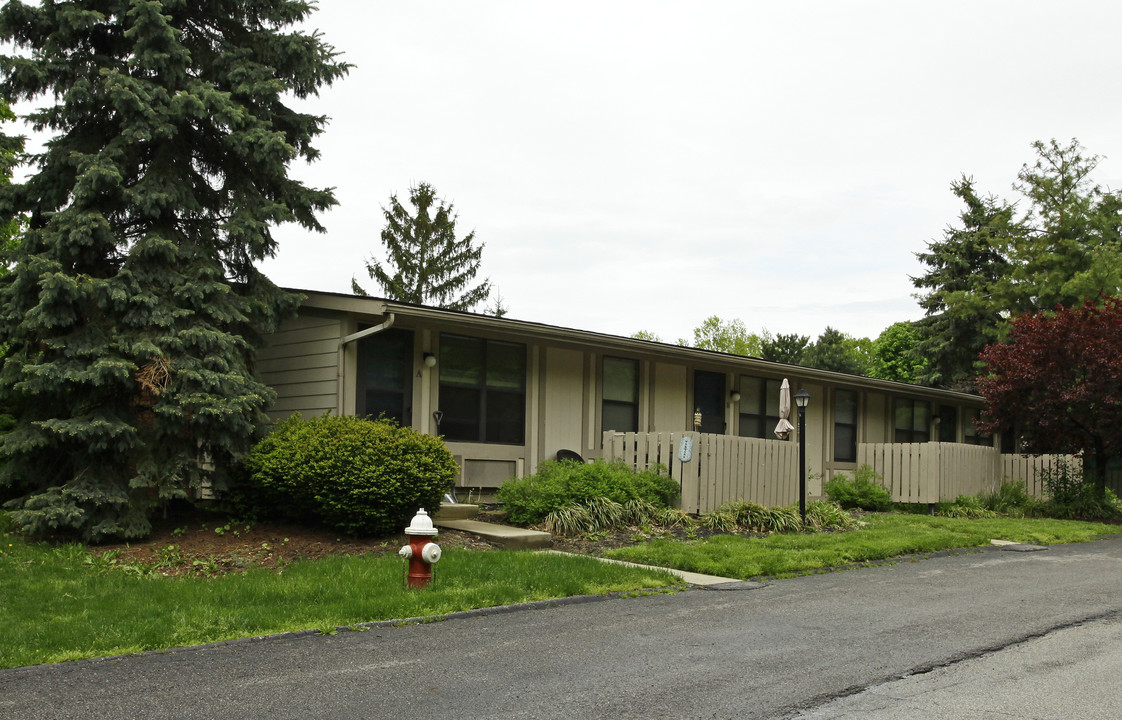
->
[258,314,342,420]
[651,362,687,432]
[541,347,584,462]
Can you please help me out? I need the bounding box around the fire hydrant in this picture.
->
[398,508,441,589]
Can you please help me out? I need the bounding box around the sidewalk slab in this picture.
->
[433,504,480,521]
[434,518,552,549]
[539,550,748,587]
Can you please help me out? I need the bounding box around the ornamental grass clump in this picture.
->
[238,415,457,536]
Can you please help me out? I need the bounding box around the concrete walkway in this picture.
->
[540,549,760,588]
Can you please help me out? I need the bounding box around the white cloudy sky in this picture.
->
[45,1,1122,343]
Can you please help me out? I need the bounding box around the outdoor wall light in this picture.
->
[423,353,437,368]
[729,391,741,403]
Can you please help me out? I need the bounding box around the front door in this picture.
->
[693,370,726,434]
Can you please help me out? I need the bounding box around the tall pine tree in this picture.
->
[352,182,492,311]
[0,0,349,540]
[912,177,1019,391]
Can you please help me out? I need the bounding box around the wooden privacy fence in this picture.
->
[857,443,1081,503]
[602,431,798,514]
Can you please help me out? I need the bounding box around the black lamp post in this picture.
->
[794,388,810,522]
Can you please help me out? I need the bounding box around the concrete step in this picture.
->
[434,503,480,520]
[434,518,552,550]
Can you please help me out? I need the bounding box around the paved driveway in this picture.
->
[4,535,1122,719]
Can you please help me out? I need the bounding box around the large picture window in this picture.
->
[439,334,526,444]
[602,357,639,433]
[895,398,931,443]
[834,389,858,462]
[738,376,783,439]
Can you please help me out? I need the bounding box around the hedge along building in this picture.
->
[258,290,995,510]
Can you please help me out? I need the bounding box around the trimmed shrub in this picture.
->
[497,459,680,525]
[823,465,892,511]
[238,414,457,536]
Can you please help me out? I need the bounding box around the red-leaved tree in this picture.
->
[977,297,1122,498]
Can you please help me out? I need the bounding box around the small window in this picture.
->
[357,328,414,425]
[602,357,639,433]
[738,376,784,439]
[937,405,958,443]
[963,409,993,446]
[439,334,525,444]
[895,398,931,443]
[834,389,858,462]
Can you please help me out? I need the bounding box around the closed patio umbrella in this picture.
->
[774,378,795,440]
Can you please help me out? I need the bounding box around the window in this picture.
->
[602,357,639,433]
[439,334,525,444]
[834,389,858,462]
[937,405,958,443]
[357,328,414,425]
[738,376,784,439]
[894,398,931,443]
[963,409,993,446]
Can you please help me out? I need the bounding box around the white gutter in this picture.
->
[340,312,395,346]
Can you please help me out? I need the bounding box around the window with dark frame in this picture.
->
[438,334,526,444]
[738,376,784,439]
[963,409,994,446]
[356,328,414,426]
[602,356,639,433]
[894,398,931,443]
[833,389,858,462]
[937,405,958,443]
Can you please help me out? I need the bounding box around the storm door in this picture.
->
[693,370,726,434]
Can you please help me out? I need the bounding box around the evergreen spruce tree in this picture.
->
[353,182,492,311]
[911,177,1019,390]
[0,0,349,540]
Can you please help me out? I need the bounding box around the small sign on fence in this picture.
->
[678,436,693,462]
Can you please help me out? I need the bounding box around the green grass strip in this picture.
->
[0,539,677,670]
[604,513,1119,580]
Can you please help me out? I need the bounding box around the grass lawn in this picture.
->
[603,513,1120,580]
[0,534,678,670]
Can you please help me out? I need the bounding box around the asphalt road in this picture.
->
[4,536,1122,720]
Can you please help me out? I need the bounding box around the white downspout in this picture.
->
[340,312,396,347]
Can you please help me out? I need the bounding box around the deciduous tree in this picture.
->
[0,0,348,540]
[678,316,763,356]
[868,322,928,384]
[353,182,491,311]
[977,297,1122,498]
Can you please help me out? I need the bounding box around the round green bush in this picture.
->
[497,459,680,525]
[240,414,457,536]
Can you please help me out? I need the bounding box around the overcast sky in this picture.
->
[52,2,1122,343]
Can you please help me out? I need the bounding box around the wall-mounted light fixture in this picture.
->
[423,353,437,368]
[729,391,741,403]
